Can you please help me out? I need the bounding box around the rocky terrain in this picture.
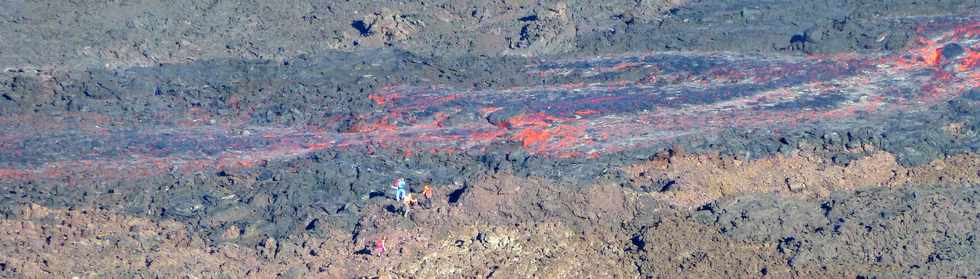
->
[0,0,978,278]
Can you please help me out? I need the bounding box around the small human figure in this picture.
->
[421,184,433,208]
[391,178,407,201]
[374,237,386,256]
[402,193,418,216]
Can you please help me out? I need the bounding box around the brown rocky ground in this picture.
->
[2,150,977,278]
[625,148,980,207]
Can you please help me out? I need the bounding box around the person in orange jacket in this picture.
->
[421,184,434,208]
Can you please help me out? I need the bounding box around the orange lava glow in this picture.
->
[512,128,552,147]
[959,49,979,72]
[499,112,565,129]
[925,47,943,66]
[368,94,388,105]
[348,116,398,133]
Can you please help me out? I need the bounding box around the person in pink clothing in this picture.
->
[374,237,386,256]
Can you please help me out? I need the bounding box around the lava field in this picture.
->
[0,1,979,278]
[2,17,976,184]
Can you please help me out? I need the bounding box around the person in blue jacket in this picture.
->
[391,178,407,201]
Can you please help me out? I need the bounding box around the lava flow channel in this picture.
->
[359,19,979,156]
[1,18,977,182]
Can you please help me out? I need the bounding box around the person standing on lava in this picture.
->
[402,193,418,216]
[391,178,407,201]
[421,183,433,208]
[374,237,386,256]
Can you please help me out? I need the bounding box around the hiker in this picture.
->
[421,184,433,208]
[402,193,418,216]
[374,237,386,256]
[391,178,407,201]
